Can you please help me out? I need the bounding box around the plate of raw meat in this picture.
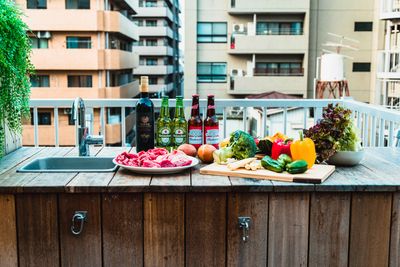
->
[113,148,199,174]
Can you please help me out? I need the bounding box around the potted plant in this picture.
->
[304,104,363,166]
[0,0,33,157]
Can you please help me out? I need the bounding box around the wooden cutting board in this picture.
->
[200,163,335,184]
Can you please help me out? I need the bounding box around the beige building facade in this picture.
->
[185,0,383,102]
[17,0,139,146]
[133,0,183,97]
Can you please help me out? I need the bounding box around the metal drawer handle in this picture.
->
[71,211,87,235]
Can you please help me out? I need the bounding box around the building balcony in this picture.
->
[228,75,307,96]
[31,49,105,70]
[138,26,174,39]
[134,65,174,75]
[105,80,140,98]
[229,34,308,54]
[380,0,400,19]
[22,10,138,40]
[105,50,139,69]
[377,50,400,79]
[228,0,309,14]
[113,0,139,13]
[135,46,174,56]
[135,7,174,22]
[148,82,174,93]
[30,87,106,99]
[104,11,139,41]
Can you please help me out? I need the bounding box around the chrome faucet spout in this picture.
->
[71,97,104,156]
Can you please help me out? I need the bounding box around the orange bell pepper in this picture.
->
[290,131,316,169]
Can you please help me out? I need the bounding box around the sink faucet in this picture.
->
[72,97,104,156]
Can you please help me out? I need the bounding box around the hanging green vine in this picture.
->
[0,0,33,157]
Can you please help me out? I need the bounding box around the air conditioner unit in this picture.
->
[64,108,72,115]
[230,69,244,77]
[37,31,51,39]
[233,24,245,34]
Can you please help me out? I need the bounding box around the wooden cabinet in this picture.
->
[5,192,399,267]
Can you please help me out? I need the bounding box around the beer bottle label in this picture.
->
[173,127,186,146]
[157,126,171,147]
[188,126,202,146]
[204,126,219,147]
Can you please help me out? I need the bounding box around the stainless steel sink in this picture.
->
[17,157,118,173]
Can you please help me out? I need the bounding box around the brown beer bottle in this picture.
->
[204,95,219,149]
[188,94,203,149]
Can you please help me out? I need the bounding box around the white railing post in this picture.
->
[33,107,39,147]
[54,107,59,147]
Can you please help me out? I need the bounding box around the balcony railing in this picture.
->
[254,68,304,76]
[27,98,400,148]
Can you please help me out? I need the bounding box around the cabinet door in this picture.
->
[59,194,101,267]
[16,194,59,267]
[227,193,269,267]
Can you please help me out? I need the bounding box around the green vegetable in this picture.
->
[0,1,34,157]
[286,160,308,174]
[228,130,257,160]
[257,138,273,155]
[277,154,292,167]
[261,156,284,173]
[213,147,234,164]
[304,104,361,163]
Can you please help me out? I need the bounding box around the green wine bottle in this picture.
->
[172,96,187,147]
[156,96,172,148]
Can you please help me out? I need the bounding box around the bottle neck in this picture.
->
[191,98,200,117]
[207,98,215,117]
[140,92,149,98]
[160,105,169,117]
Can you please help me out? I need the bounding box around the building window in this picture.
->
[255,62,303,76]
[30,75,50,87]
[31,112,51,125]
[353,62,371,72]
[197,62,227,83]
[145,0,157,7]
[197,22,227,43]
[149,77,158,84]
[109,70,133,87]
[66,0,90,9]
[354,22,373,32]
[66,37,91,49]
[146,58,158,66]
[27,0,47,9]
[146,39,158,46]
[146,20,157,27]
[30,37,48,49]
[256,22,303,35]
[67,75,93,87]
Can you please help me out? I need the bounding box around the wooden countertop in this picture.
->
[0,147,399,193]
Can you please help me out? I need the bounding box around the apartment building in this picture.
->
[376,0,400,109]
[185,0,382,102]
[17,0,139,146]
[133,0,182,97]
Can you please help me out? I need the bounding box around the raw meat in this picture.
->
[114,148,192,168]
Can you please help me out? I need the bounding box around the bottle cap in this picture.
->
[140,76,149,93]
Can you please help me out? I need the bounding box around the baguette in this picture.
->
[227,158,257,171]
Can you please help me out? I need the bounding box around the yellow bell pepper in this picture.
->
[290,131,316,169]
[219,137,230,148]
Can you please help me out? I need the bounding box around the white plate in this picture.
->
[113,156,199,174]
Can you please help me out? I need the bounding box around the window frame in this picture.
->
[30,75,50,87]
[65,0,90,9]
[67,75,93,87]
[31,112,51,125]
[197,62,227,83]
[66,36,92,49]
[27,0,47,9]
[197,22,228,43]
[354,22,373,32]
[256,21,304,35]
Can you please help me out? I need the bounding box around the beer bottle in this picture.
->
[156,96,172,148]
[135,76,155,152]
[188,94,203,149]
[172,96,187,147]
[204,95,219,149]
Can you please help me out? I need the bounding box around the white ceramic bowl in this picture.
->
[327,150,365,166]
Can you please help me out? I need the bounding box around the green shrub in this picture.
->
[0,0,33,157]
